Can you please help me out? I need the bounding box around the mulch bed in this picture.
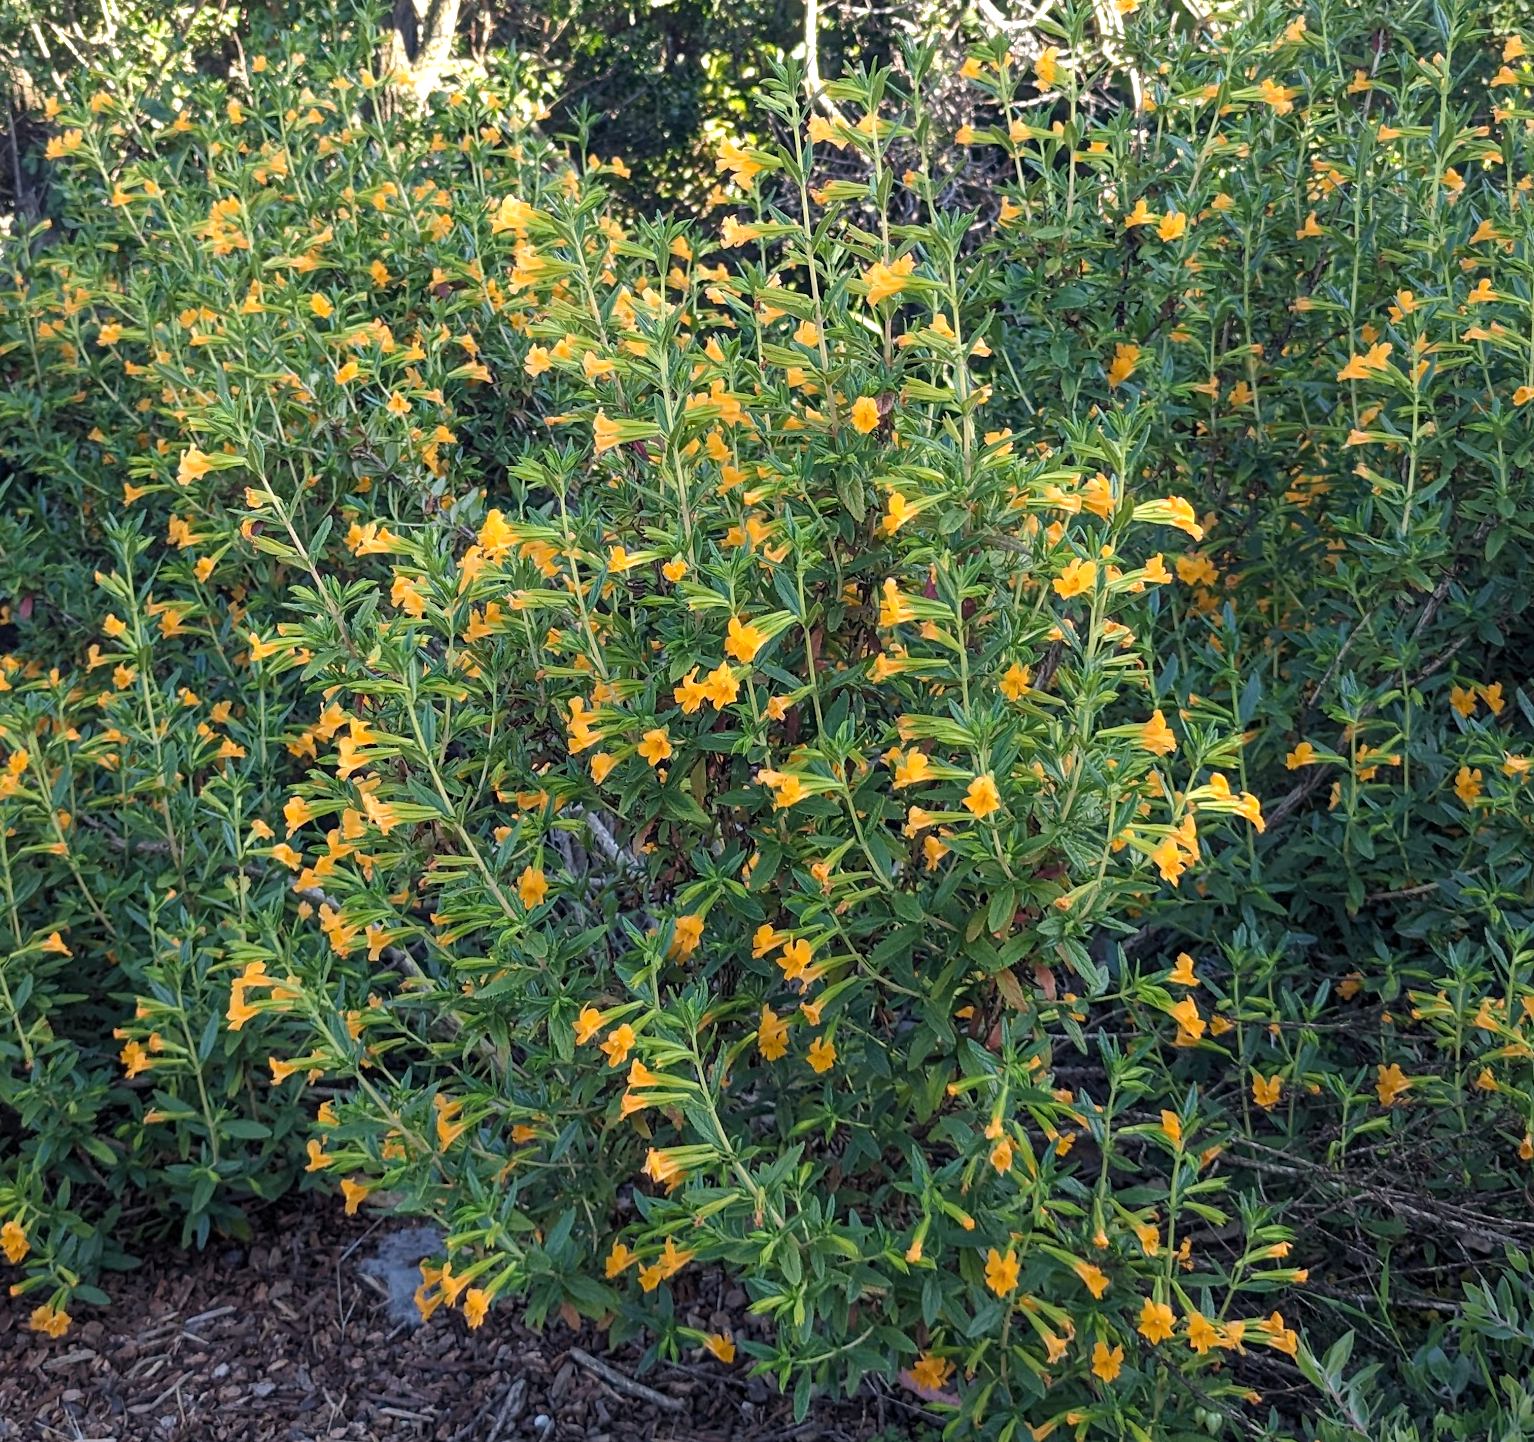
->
[0,1202,924,1442]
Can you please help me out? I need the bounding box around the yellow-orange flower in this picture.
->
[1,1219,28,1264]
[638,728,672,766]
[1375,1062,1411,1107]
[1107,343,1140,388]
[862,253,917,305]
[910,1351,953,1391]
[1091,1339,1123,1381]
[984,1246,1020,1295]
[757,1004,789,1060]
[517,865,549,909]
[1140,709,1177,756]
[1137,1297,1175,1343]
[963,774,1001,818]
[725,616,766,663]
[1053,558,1096,599]
[29,1304,71,1338]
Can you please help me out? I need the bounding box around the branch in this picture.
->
[803,0,847,125]
[567,1347,684,1415]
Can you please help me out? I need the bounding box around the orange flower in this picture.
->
[1258,1311,1299,1356]
[463,1289,490,1328]
[1091,1339,1123,1382]
[1140,709,1177,756]
[963,774,1001,818]
[1,1219,29,1265]
[779,937,813,981]
[29,1305,71,1338]
[893,751,930,789]
[1053,558,1097,599]
[1137,1296,1175,1343]
[1169,997,1204,1045]
[1107,343,1140,388]
[1075,1260,1110,1298]
[177,446,213,485]
[1252,1072,1283,1110]
[862,253,916,305]
[593,411,622,453]
[638,728,672,766]
[517,865,549,909]
[850,396,880,433]
[724,617,766,663]
[601,1025,636,1068]
[1151,836,1186,885]
[984,1246,1020,1295]
[910,1351,953,1391]
[1187,1309,1220,1354]
[757,1005,789,1061]
[882,490,916,534]
[1337,341,1392,382]
[669,913,704,961]
[1375,1062,1411,1107]
[1157,210,1187,241]
[1000,662,1031,700]
[879,578,914,628]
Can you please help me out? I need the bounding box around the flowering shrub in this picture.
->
[978,1,1534,1435]
[4,0,1534,1437]
[0,11,564,1332]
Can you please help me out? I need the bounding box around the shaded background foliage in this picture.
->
[1,0,931,217]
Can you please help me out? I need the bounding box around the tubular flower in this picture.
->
[984,1247,1020,1295]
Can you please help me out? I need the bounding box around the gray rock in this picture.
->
[356,1225,445,1329]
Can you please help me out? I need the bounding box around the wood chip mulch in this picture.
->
[0,1202,926,1442]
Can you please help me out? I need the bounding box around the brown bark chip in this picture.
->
[0,1203,912,1441]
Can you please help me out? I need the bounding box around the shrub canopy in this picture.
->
[4,2,1534,1438]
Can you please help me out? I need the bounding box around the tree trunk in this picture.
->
[385,0,462,102]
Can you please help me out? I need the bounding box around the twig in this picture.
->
[183,1305,235,1328]
[1301,603,1380,719]
[1364,880,1439,903]
[1410,518,1494,642]
[567,1347,684,1415]
[1309,1286,1460,1316]
[296,884,499,1066]
[449,1375,527,1442]
[485,1377,528,1442]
